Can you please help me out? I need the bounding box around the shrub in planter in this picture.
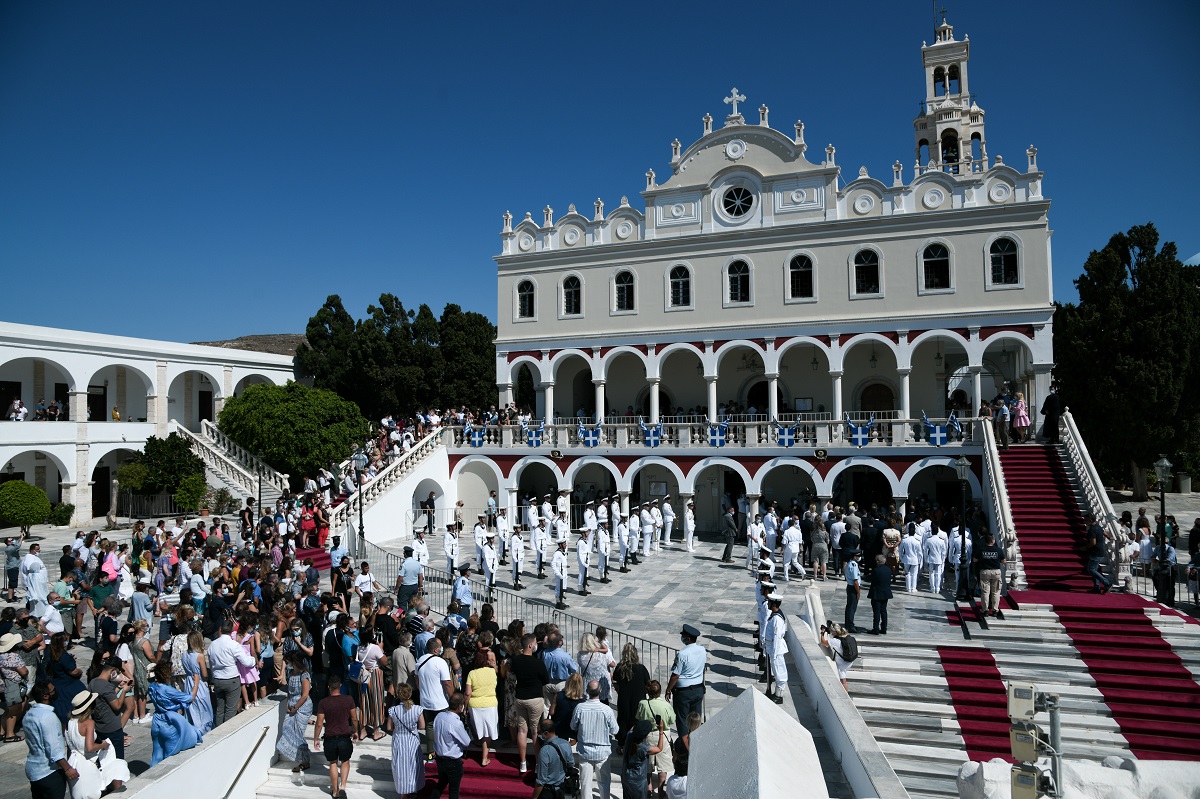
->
[47,503,75,527]
[0,481,52,533]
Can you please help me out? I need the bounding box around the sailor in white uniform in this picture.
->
[651,499,664,551]
[496,507,510,565]
[762,505,779,553]
[444,527,460,573]
[583,501,598,539]
[597,521,611,582]
[552,539,570,610]
[746,514,765,573]
[640,503,655,558]
[473,515,488,575]
[576,528,592,595]
[661,495,675,546]
[534,519,551,579]
[763,594,789,704]
[524,494,539,533]
[541,494,555,531]
[482,532,500,599]
[684,500,696,552]
[616,510,630,571]
[411,529,431,568]
[510,526,526,590]
[628,505,642,564]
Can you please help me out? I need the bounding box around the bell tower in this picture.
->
[913,12,986,175]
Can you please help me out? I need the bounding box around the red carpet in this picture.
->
[423,752,535,798]
[1053,603,1200,760]
[297,546,331,571]
[1000,447,1090,591]
[937,646,1015,762]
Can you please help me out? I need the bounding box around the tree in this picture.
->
[1054,223,1200,498]
[297,294,357,399]
[217,381,369,487]
[174,473,208,513]
[0,480,52,533]
[139,433,204,493]
[410,304,445,409]
[438,304,498,412]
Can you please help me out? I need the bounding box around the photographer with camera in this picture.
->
[820,621,857,691]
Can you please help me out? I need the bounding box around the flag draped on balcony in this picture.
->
[578,418,602,448]
[463,419,488,448]
[773,418,800,448]
[638,418,664,448]
[922,411,948,446]
[843,414,875,448]
[948,411,961,439]
[520,417,546,447]
[708,417,732,447]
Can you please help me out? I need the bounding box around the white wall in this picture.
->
[361,445,453,544]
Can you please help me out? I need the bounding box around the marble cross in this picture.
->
[724,88,746,116]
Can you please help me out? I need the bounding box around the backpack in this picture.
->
[840,635,859,662]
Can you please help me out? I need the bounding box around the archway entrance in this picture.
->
[831,465,894,509]
[859,383,895,413]
[745,381,785,417]
[689,464,746,534]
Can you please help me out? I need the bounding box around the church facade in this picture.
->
[447,17,1054,531]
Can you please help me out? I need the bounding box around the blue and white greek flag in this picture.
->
[708,417,732,448]
[578,419,602,448]
[844,414,875,448]
[922,412,947,447]
[463,420,488,448]
[773,418,800,448]
[638,418,664,448]
[948,411,962,438]
[520,418,546,448]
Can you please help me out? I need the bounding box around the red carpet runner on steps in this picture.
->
[999,446,1090,591]
[936,647,1015,762]
[296,547,331,571]
[423,753,536,799]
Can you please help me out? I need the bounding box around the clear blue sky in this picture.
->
[2,1,1197,342]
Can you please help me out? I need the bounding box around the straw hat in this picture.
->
[70,690,99,718]
[0,633,21,654]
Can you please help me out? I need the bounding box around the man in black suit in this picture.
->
[1039,386,1061,445]
[720,506,738,563]
[868,554,894,635]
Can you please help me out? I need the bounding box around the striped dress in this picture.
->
[389,703,426,794]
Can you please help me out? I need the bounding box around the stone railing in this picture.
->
[979,419,1024,587]
[171,421,258,496]
[200,420,288,493]
[1061,411,1120,537]
[329,429,442,532]
[448,416,979,451]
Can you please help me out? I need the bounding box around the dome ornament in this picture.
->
[723,87,746,125]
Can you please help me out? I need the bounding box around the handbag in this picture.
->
[348,645,371,685]
[549,739,580,797]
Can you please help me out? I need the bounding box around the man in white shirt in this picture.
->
[411,529,430,567]
[473,516,488,575]
[482,533,500,599]
[596,522,611,583]
[541,494,555,529]
[829,514,847,575]
[583,502,597,538]
[616,511,630,571]
[556,489,570,524]
[948,524,972,595]
[763,595,789,704]
[38,593,65,635]
[353,562,382,608]
[554,510,570,544]
[510,527,526,590]
[783,521,807,582]
[576,530,591,595]
[534,520,551,579]
[651,500,664,551]
[552,539,570,610]
[595,498,609,537]
[628,506,642,564]
[684,501,696,552]
[923,528,949,594]
[208,619,257,726]
[899,528,923,593]
[661,495,675,547]
[496,508,511,563]
[746,514,765,573]
[443,528,460,573]
[416,638,454,733]
[524,494,539,532]
[640,503,655,558]
[762,505,779,553]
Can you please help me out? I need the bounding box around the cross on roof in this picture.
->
[724,88,746,116]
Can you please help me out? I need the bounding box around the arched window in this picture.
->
[562,276,581,316]
[789,255,814,299]
[517,280,535,319]
[728,260,751,304]
[990,238,1020,285]
[669,266,691,308]
[853,250,880,296]
[941,131,960,173]
[947,64,961,95]
[923,244,951,290]
[614,270,635,312]
[933,66,946,97]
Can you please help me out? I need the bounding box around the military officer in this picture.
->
[411,528,430,568]
[444,526,460,573]
[684,500,696,552]
[510,524,526,590]
[552,538,570,610]
[597,521,611,582]
[473,514,488,574]
[763,594,789,703]
[576,528,591,596]
[662,495,675,546]
[640,502,655,558]
[534,518,551,579]
[482,532,500,598]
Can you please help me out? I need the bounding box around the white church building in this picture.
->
[444,15,1054,533]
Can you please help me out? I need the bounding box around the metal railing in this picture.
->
[360,539,679,684]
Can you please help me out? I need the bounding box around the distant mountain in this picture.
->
[1185,251,1200,266]
[191,334,306,357]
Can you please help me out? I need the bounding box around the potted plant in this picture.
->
[1174,451,1196,495]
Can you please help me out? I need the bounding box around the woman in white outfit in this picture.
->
[66,690,130,799]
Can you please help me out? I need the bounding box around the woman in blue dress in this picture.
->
[275,650,312,772]
[148,654,202,766]
[182,631,213,736]
[41,633,87,725]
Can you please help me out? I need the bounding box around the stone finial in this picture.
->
[794,120,806,153]
[594,198,605,220]
[671,138,681,161]
[543,205,553,227]
[758,104,769,126]
[619,195,630,207]
[702,113,713,135]
[524,211,533,221]
[1026,145,1038,172]
[502,210,513,232]
[568,203,576,214]
[892,161,903,186]
[646,169,656,190]
[825,144,836,166]
[858,165,868,178]
[995,154,1004,166]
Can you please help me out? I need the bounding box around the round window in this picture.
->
[722,186,754,218]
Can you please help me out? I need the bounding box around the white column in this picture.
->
[594,379,606,419]
[1032,365,1053,420]
[706,377,718,423]
[74,442,91,524]
[970,366,983,411]
[499,382,513,408]
[898,367,911,418]
[155,361,168,437]
[649,378,660,423]
[619,492,631,520]
[766,373,779,420]
[542,382,555,422]
[748,494,761,520]
[830,370,844,419]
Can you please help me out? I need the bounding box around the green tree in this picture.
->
[0,481,52,533]
[410,304,445,409]
[352,293,420,420]
[514,363,536,412]
[217,381,369,486]
[297,295,357,399]
[139,433,205,493]
[438,304,498,412]
[1054,223,1200,498]
[174,473,208,513]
